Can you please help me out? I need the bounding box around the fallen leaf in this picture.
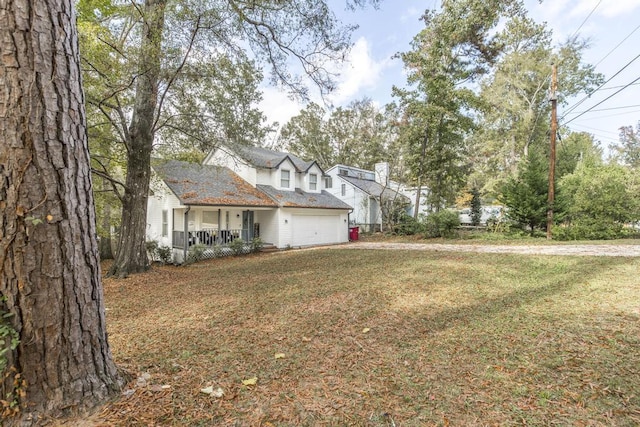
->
[200,386,214,395]
[274,353,285,359]
[301,336,311,342]
[362,328,370,333]
[242,377,258,386]
[200,386,224,397]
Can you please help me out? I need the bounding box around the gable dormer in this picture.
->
[276,157,296,191]
[304,163,323,193]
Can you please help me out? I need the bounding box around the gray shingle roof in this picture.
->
[257,185,352,210]
[153,160,277,207]
[234,145,318,172]
[341,175,410,202]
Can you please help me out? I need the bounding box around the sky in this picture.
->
[259,0,640,152]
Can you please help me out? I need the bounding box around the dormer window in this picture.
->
[280,169,290,188]
[309,173,317,191]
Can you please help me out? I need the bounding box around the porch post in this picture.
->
[183,206,190,262]
[217,209,221,243]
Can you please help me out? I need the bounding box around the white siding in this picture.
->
[285,208,348,247]
[147,180,182,248]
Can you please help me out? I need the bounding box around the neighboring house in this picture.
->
[325,163,410,232]
[147,146,352,262]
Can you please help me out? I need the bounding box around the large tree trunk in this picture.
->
[99,179,114,260]
[0,0,122,423]
[107,0,166,278]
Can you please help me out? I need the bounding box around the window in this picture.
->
[280,170,290,188]
[309,173,317,190]
[161,210,168,237]
[341,183,346,196]
[339,168,348,176]
[325,176,333,189]
[202,211,216,224]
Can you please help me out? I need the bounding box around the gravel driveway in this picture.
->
[339,241,640,257]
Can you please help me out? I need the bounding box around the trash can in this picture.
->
[349,226,359,241]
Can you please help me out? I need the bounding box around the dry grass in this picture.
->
[97,248,640,426]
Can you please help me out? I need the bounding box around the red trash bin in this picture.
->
[349,226,359,241]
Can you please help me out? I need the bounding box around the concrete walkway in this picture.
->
[338,241,640,257]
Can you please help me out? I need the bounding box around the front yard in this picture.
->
[98,248,640,426]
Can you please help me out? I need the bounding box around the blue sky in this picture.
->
[260,0,640,151]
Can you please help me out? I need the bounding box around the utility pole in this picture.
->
[547,64,558,239]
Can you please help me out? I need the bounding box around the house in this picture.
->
[146,146,352,262]
[325,163,410,232]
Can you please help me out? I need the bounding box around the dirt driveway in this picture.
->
[339,241,640,257]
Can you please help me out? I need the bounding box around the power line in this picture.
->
[593,22,640,68]
[569,0,602,41]
[563,75,640,125]
[565,103,640,115]
[560,52,640,120]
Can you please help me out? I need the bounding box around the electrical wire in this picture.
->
[566,103,640,115]
[569,0,602,40]
[559,52,640,120]
[563,75,640,125]
[593,22,640,68]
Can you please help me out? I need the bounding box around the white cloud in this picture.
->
[258,87,304,128]
[327,37,393,105]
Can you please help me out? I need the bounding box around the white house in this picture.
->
[325,163,410,232]
[147,146,352,261]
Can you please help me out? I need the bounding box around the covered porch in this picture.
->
[171,206,276,250]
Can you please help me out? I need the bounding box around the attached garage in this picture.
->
[291,213,344,247]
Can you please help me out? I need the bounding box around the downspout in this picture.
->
[183,206,191,263]
[347,208,353,241]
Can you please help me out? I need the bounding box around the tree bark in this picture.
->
[0,0,122,423]
[98,178,114,260]
[107,0,166,278]
[109,0,166,278]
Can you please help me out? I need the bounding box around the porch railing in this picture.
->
[172,228,244,249]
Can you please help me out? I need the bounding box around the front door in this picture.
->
[242,211,254,242]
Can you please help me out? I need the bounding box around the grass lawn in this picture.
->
[99,248,640,426]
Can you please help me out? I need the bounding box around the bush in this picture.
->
[424,210,460,238]
[250,237,264,253]
[229,238,247,255]
[392,214,425,235]
[553,219,629,241]
[185,244,208,264]
[156,245,173,264]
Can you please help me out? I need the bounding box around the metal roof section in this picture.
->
[233,145,322,173]
[341,175,410,203]
[257,185,352,210]
[153,159,277,207]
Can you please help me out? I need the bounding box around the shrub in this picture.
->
[185,244,208,264]
[393,213,425,235]
[250,237,264,253]
[156,245,173,264]
[553,219,628,241]
[229,238,247,255]
[424,210,460,238]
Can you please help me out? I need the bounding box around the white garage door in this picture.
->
[292,214,342,247]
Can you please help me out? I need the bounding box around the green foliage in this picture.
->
[557,162,640,240]
[392,213,426,235]
[146,240,173,264]
[229,239,247,256]
[186,244,208,265]
[617,122,640,169]
[250,237,264,253]
[279,98,397,171]
[0,301,19,374]
[424,210,460,238]
[499,149,550,234]
[470,16,604,195]
[470,188,482,226]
